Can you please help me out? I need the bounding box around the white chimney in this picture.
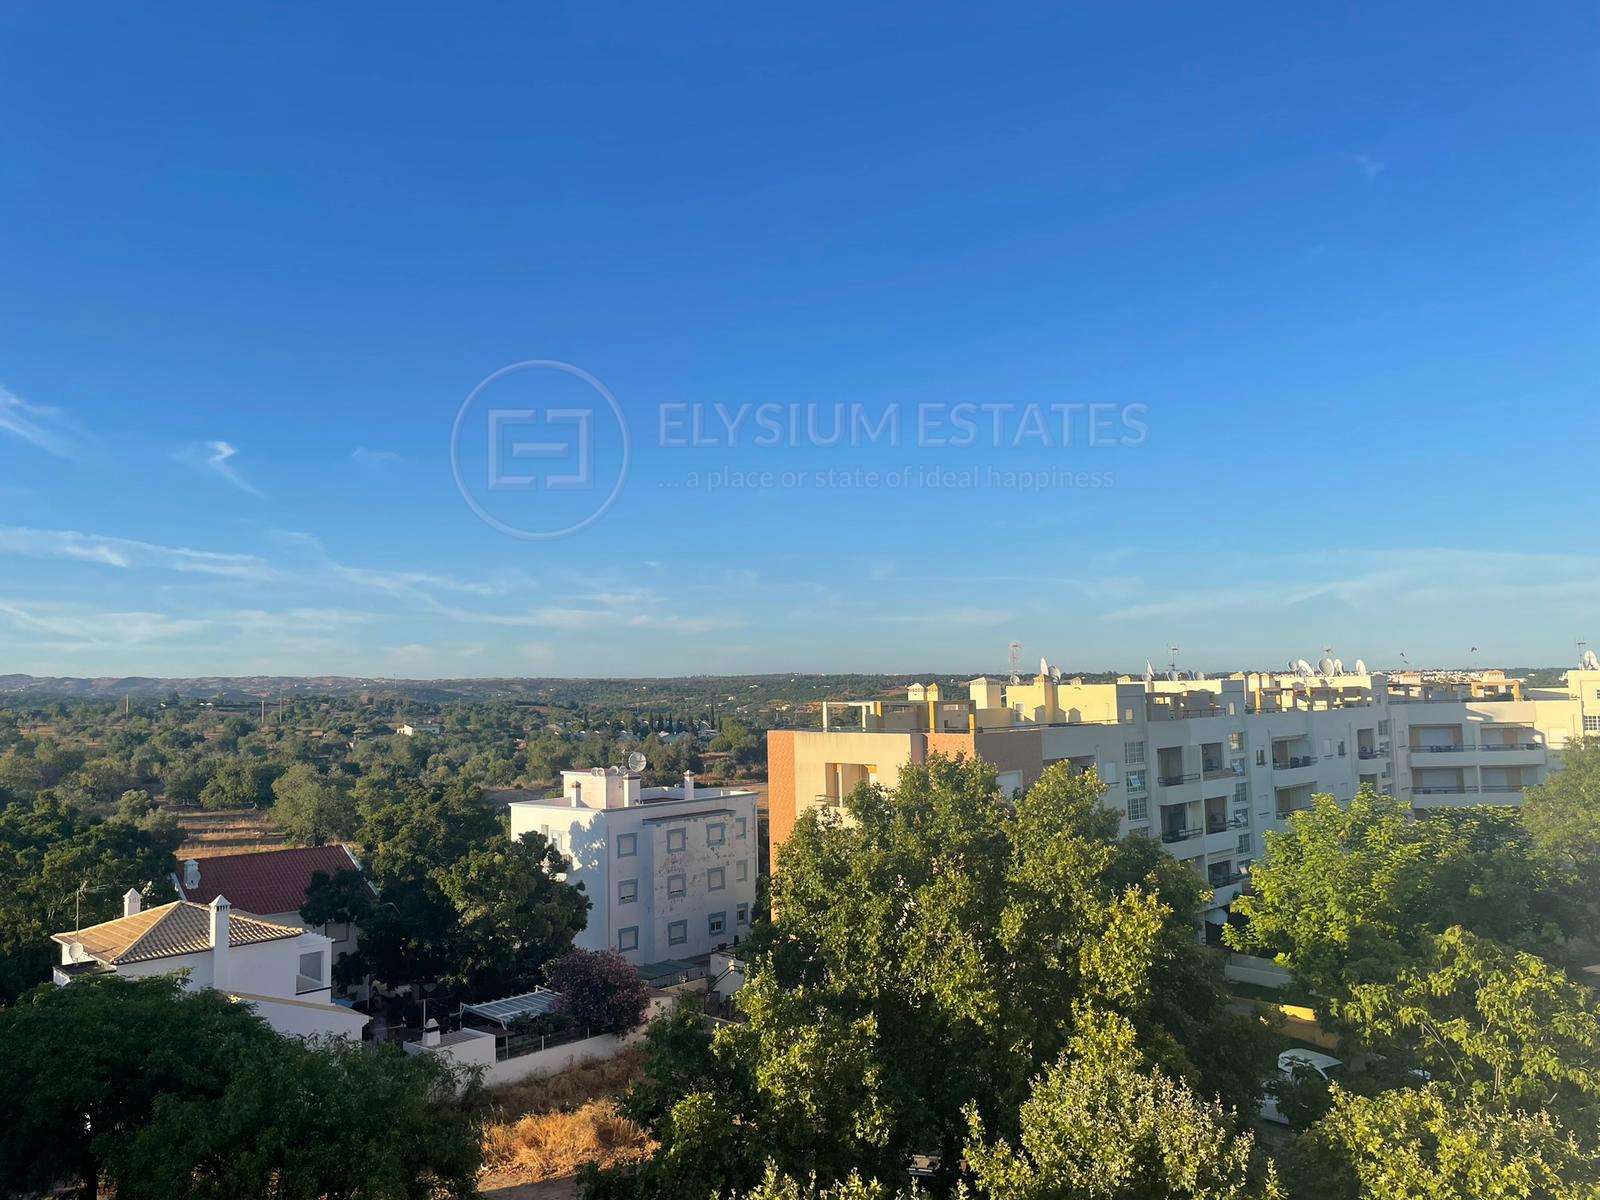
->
[422,1018,441,1048]
[123,888,142,918]
[209,895,231,989]
[183,858,201,891]
[682,771,695,803]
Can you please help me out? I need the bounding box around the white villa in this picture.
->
[506,768,759,964]
[51,889,369,1040]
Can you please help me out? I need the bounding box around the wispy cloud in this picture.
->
[0,385,83,458]
[1346,152,1385,180]
[179,440,261,495]
[0,526,278,580]
[352,447,403,466]
[0,600,211,648]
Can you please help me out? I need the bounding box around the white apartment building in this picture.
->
[51,890,369,1040]
[507,767,759,965]
[773,661,1600,930]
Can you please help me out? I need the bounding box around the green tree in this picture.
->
[1343,927,1600,1129]
[107,1035,482,1200]
[0,974,279,1198]
[199,759,271,811]
[592,757,1269,1198]
[1300,1086,1600,1200]
[1227,789,1571,1001]
[433,832,589,996]
[1524,737,1600,939]
[271,763,357,846]
[965,1007,1278,1200]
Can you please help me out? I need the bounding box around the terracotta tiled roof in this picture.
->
[52,902,302,965]
[176,845,363,914]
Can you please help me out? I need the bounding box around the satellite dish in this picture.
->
[590,766,606,777]
[1585,650,1600,671]
[1333,658,1344,675]
[1008,674,1021,685]
[1318,657,1335,676]
[1167,670,1180,681]
[626,751,647,773]
[1194,670,1207,681]
[1355,658,1369,675]
[1040,656,1050,677]
[1296,659,1314,677]
[1049,664,1061,682]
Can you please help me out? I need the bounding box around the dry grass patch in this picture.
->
[480,1050,652,1183]
[174,808,287,857]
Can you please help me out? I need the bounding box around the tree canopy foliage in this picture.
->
[586,756,1272,1200]
[0,974,483,1199]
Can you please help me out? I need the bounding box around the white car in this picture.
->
[1259,1049,1343,1124]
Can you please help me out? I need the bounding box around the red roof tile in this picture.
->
[176,845,364,915]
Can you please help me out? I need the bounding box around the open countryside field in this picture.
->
[174,808,286,858]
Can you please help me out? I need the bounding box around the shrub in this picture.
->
[547,948,651,1035]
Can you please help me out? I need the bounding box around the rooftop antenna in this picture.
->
[1007,641,1021,681]
[1168,645,1180,674]
[1580,639,1590,666]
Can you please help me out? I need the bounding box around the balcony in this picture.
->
[1205,814,1229,834]
[1158,772,1199,788]
[1271,755,1319,772]
[1201,762,1235,781]
[1357,743,1391,760]
[1160,827,1203,845]
[1480,742,1542,752]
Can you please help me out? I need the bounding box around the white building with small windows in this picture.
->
[507,767,760,964]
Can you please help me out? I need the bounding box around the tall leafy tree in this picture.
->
[1524,737,1600,939]
[0,974,279,1198]
[271,763,357,846]
[965,1008,1279,1200]
[1227,789,1572,1001]
[593,757,1270,1199]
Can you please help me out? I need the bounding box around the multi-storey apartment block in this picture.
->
[507,767,759,965]
[769,663,1600,929]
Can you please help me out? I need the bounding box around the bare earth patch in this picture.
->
[173,808,287,857]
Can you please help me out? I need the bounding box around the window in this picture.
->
[616,833,637,858]
[1255,749,1266,766]
[618,879,638,904]
[735,817,747,838]
[1337,740,1347,757]
[708,867,726,891]
[708,822,726,846]
[1234,781,1248,805]
[618,926,639,952]
[1237,833,1252,854]
[736,859,749,882]
[1228,732,1244,752]
[668,920,687,946]
[1125,769,1146,793]
[708,912,726,937]
[668,873,686,897]
[666,828,686,852]
[1127,795,1148,822]
[736,902,749,925]
[1125,741,1146,765]
[1586,715,1600,733]
[297,950,325,988]
[1378,719,1391,736]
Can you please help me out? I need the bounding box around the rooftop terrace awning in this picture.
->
[460,987,562,1027]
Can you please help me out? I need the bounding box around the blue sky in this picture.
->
[0,3,1595,678]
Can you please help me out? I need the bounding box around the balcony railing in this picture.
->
[1411,744,1466,754]
[1272,755,1318,771]
[1158,772,1199,787]
[1413,785,1477,795]
[1357,746,1391,760]
[1205,816,1229,834]
[1208,870,1247,887]
[1478,742,1542,752]
[1161,827,1203,844]
[1201,763,1234,780]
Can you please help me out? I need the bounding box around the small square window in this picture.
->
[1125,741,1146,765]
[1228,732,1244,752]
[1125,769,1146,793]
[1127,795,1148,822]
[735,817,748,838]
[668,873,686,897]
[1237,833,1251,854]
[667,828,686,852]
[708,867,725,891]
[736,860,749,882]
[708,823,726,846]
[618,879,638,904]
[708,912,726,937]
[668,920,687,945]
[618,926,639,952]
[736,902,749,925]
[616,833,637,858]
